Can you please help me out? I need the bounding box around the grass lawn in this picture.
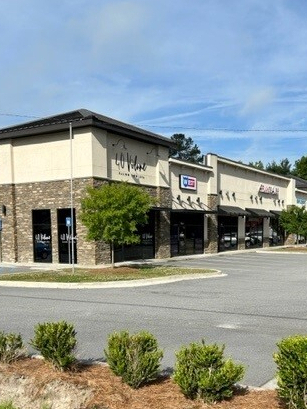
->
[0,266,217,283]
[269,246,307,252]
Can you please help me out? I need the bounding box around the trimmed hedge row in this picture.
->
[2,322,307,406]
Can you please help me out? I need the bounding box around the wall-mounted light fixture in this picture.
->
[146,148,154,155]
[187,196,191,203]
[282,200,284,205]
[254,196,258,200]
[250,195,253,200]
[177,195,181,202]
[278,199,280,204]
[112,138,127,150]
[1,205,6,216]
[219,190,223,195]
[232,192,235,198]
[196,197,201,204]
[259,196,262,202]
[146,147,160,157]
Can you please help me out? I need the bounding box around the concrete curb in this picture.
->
[0,271,225,289]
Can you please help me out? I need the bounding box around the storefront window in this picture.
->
[32,209,52,263]
[57,209,77,264]
[218,216,238,252]
[170,213,204,257]
[245,218,263,248]
[114,210,155,262]
[270,218,284,246]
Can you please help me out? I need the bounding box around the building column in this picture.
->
[237,216,246,250]
[155,210,171,259]
[263,218,270,247]
[205,194,218,254]
[284,233,296,245]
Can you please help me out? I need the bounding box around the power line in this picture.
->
[1,112,307,133]
[139,124,307,132]
[0,112,40,119]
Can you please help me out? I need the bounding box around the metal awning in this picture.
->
[171,209,217,214]
[246,208,274,218]
[218,205,250,216]
[270,210,282,217]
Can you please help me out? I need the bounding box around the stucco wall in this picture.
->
[217,160,290,212]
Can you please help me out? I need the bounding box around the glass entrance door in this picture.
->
[57,208,77,264]
[32,209,52,263]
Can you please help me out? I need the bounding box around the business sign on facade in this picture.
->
[179,175,197,190]
[259,184,279,195]
[297,198,307,205]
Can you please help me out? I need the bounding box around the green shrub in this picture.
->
[0,401,19,409]
[30,321,77,371]
[173,339,245,403]
[0,331,25,363]
[104,330,163,388]
[274,335,307,409]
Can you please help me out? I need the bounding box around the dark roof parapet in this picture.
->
[0,109,174,147]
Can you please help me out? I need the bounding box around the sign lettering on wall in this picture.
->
[179,174,197,190]
[259,184,279,195]
[114,152,147,179]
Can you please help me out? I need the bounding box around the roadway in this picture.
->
[0,250,306,387]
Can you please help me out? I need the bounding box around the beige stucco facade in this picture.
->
[0,109,306,265]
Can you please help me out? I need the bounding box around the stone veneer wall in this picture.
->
[204,194,218,254]
[263,237,270,247]
[13,178,96,265]
[238,238,246,250]
[0,184,17,262]
[1,178,171,265]
[154,186,171,259]
[284,233,296,245]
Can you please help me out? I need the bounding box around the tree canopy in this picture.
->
[265,158,291,176]
[279,206,307,242]
[170,133,203,163]
[247,155,307,180]
[248,160,264,170]
[80,182,155,266]
[292,155,307,180]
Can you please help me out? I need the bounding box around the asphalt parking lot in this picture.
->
[0,250,306,387]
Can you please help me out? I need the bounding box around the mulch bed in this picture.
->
[0,358,286,409]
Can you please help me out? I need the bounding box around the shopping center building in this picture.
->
[0,109,306,265]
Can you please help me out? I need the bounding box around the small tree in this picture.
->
[80,182,155,266]
[280,206,307,243]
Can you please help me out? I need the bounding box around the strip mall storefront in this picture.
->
[0,110,306,265]
[205,153,293,252]
[169,158,214,257]
[0,109,174,265]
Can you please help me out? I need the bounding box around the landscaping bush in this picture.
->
[0,402,19,409]
[0,331,25,363]
[30,321,77,371]
[274,335,307,409]
[104,330,163,388]
[173,339,245,403]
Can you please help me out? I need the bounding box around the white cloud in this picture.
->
[240,88,276,116]
[1,0,307,165]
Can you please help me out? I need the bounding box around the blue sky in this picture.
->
[1,0,307,166]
